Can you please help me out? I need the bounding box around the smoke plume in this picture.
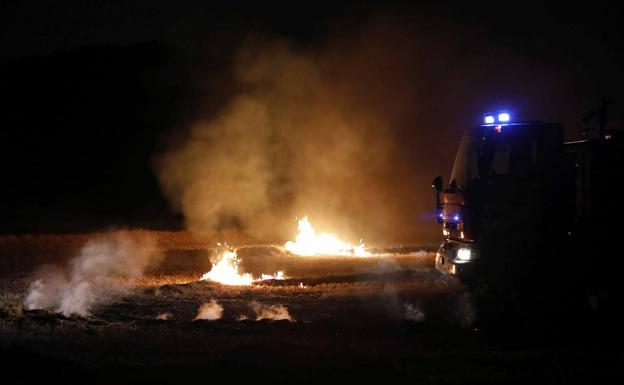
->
[156,13,597,243]
[24,231,160,316]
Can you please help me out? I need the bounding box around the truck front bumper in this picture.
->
[435,239,479,281]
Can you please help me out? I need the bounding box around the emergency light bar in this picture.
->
[483,111,511,125]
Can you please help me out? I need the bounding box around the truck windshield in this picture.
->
[450,136,479,189]
[450,134,511,189]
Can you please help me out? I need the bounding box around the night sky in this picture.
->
[1,1,622,238]
[2,2,622,64]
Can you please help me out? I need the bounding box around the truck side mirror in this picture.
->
[432,176,443,192]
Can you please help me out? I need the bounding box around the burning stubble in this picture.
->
[24,232,161,317]
[199,247,285,285]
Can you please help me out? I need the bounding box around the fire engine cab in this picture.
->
[433,110,624,292]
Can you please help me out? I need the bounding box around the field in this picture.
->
[0,231,621,384]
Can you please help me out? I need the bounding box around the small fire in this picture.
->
[284,216,371,257]
[200,248,285,286]
[260,271,285,280]
[201,249,253,285]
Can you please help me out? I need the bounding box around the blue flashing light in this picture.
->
[484,115,495,124]
[438,212,444,218]
[498,112,510,122]
[453,215,460,222]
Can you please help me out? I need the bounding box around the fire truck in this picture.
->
[432,108,623,297]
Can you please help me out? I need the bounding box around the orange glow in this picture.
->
[284,216,371,257]
[200,249,253,285]
[200,248,285,285]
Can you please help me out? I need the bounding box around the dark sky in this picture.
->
[1,1,623,238]
[3,2,622,108]
[0,0,339,62]
[2,2,622,62]
[3,2,623,128]
[2,2,623,111]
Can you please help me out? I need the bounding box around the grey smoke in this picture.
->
[251,301,293,321]
[156,13,592,245]
[194,299,224,320]
[24,231,161,317]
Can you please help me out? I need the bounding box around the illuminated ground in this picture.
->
[0,237,621,384]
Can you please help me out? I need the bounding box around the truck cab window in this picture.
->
[490,143,510,176]
[450,136,479,189]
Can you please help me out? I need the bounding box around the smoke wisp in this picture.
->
[194,299,224,320]
[251,301,293,321]
[24,231,161,316]
[404,302,425,322]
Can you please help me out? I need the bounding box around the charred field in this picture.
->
[0,231,621,384]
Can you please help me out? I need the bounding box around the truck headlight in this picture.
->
[456,247,472,261]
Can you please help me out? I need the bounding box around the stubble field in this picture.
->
[0,231,620,384]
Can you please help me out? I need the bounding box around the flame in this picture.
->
[284,216,371,257]
[200,249,253,285]
[200,248,286,286]
[260,271,285,280]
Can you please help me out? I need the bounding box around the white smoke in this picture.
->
[23,266,65,311]
[23,232,160,317]
[251,301,293,321]
[194,300,224,320]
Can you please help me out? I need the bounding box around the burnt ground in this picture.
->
[0,240,622,384]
